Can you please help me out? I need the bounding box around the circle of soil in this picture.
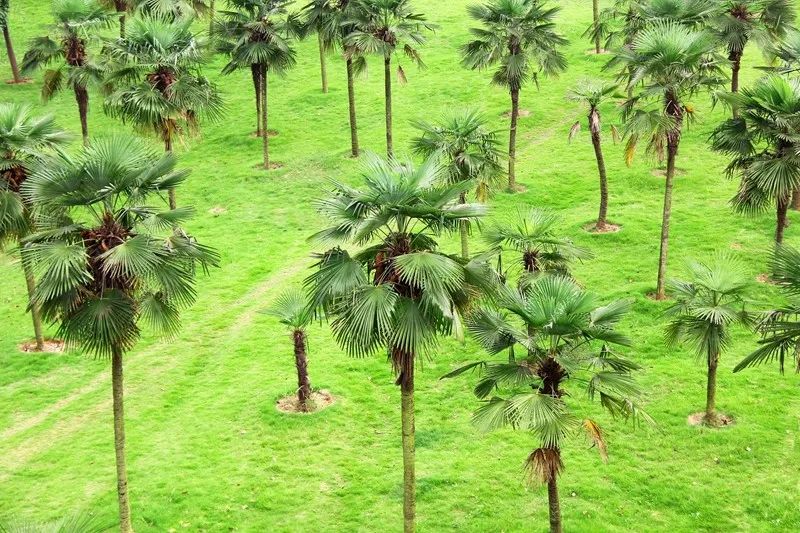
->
[253,162,284,170]
[688,412,735,427]
[250,130,280,138]
[646,292,670,302]
[585,48,610,55]
[506,184,528,193]
[276,390,335,414]
[209,206,227,217]
[584,222,621,234]
[18,339,65,354]
[651,167,687,178]
[756,273,777,285]
[6,77,32,85]
[502,109,531,118]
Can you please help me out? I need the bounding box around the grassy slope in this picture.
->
[1,0,799,531]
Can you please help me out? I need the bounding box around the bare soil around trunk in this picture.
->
[18,339,65,354]
[276,390,335,414]
[688,412,735,427]
[584,222,621,234]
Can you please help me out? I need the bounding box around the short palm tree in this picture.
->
[104,15,224,208]
[21,0,113,146]
[567,79,620,231]
[484,208,592,281]
[267,289,314,411]
[411,109,504,259]
[711,76,800,244]
[665,256,751,426]
[21,136,218,533]
[346,0,434,157]
[616,21,724,299]
[449,275,650,533]
[1,0,23,83]
[737,244,800,374]
[0,103,70,351]
[214,0,298,168]
[463,0,567,191]
[305,153,495,533]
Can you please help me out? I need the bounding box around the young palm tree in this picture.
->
[568,80,620,231]
[0,103,70,351]
[665,256,751,426]
[104,15,224,207]
[267,289,314,411]
[737,244,800,374]
[710,75,800,244]
[617,21,723,299]
[411,109,504,259]
[1,0,23,83]
[346,0,434,157]
[214,0,298,167]
[462,0,567,191]
[21,136,218,533]
[483,208,592,281]
[305,153,496,533]
[448,275,651,533]
[21,0,113,146]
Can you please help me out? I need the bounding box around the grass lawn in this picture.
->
[1,0,799,531]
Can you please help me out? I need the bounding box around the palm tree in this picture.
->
[214,0,298,168]
[1,0,23,83]
[104,15,224,208]
[568,80,620,231]
[21,0,113,146]
[305,153,496,533]
[737,244,800,374]
[617,21,723,299]
[665,256,751,426]
[346,0,434,157]
[710,75,800,244]
[21,136,218,533]
[712,0,795,116]
[448,275,651,533]
[0,103,70,351]
[267,289,314,411]
[483,208,592,281]
[134,0,210,18]
[411,109,504,259]
[463,0,567,191]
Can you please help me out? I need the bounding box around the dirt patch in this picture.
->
[6,77,32,85]
[688,412,735,427]
[502,109,531,119]
[276,390,335,414]
[646,292,670,301]
[209,206,227,217]
[584,222,621,234]
[756,273,776,284]
[253,162,284,170]
[18,339,65,354]
[651,167,687,178]
[585,48,610,55]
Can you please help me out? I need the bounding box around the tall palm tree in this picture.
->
[0,103,70,351]
[104,15,224,208]
[737,244,800,374]
[305,153,496,533]
[617,21,723,299]
[214,0,298,168]
[483,208,592,281]
[411,109,504,259]
[267,289,314,411]
[665,256,751,426]
[568,80,620,231]
[449,275,651,533]
[710,75,800,244]
[1,0,23,83]
[462,0,567,191]
[21,0,113,146]
[346,0,434,157]
[21,136,218,533]
[712,0,795,116]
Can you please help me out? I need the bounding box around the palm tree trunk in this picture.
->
[318,34,328,94]
[293,329,312,411]
[2,24,21,83]
[459,192,469,259]
[792,189,800,211]
[252,64,262,137]
[384,55,393,158]
[74,85,89,147]
[730,50,742,118]
[508,87,520,191]
[22,261,44,351]
[209,0,215,36]
[547,475,563,533]
[346,57,359,157]
[400,362,416,533]
[111,346,134,533]
[776,195,789,244]
[655,137,678,300]
[590,127,608,229]
[592,0,601,54]
[261,66,270,170]
[119,14,126,38]
[705,350,719,426]
[165,133,176,210]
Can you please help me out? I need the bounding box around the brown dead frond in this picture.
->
[524,447,563,485]
[583,419,608,463]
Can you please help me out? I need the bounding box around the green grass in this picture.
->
[2,0,800,531]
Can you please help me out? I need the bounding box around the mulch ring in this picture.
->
[584,222,621,234]
[501,109,531,119]
[688,412,735,427]
[276,390,335,414]
[18,339,65,354]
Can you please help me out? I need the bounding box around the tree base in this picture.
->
[6,77,32,84]
[584,222,621,234]
[276,390,335,414]
[502,109,531,119]
[254,162,284,171]
[18,339,65,353]
[688,411,734,428]
[585,48,610,55]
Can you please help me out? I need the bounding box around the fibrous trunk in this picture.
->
[656,94,682,300]
[459,192,469,259]
[398,350,416,533]
[318,33,328,93]
[384,55,393,158]
[293,329,312,411]
[112,346,134,533]
[548,475,563,533]
[346,57,359,157]
[508,87,520,191]
[165,133,176,210]
[705,350,719,426]
[22,261,45,351]
[590,117,608,229]
[262,66,269,169]
[777,194,789,244]
[75,85,89,147]
[252,64,262,137]
[2,24,21,83]
[592,0,601,54]
[730,49,742,118]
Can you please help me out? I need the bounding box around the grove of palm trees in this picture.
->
[1,0,799,532]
